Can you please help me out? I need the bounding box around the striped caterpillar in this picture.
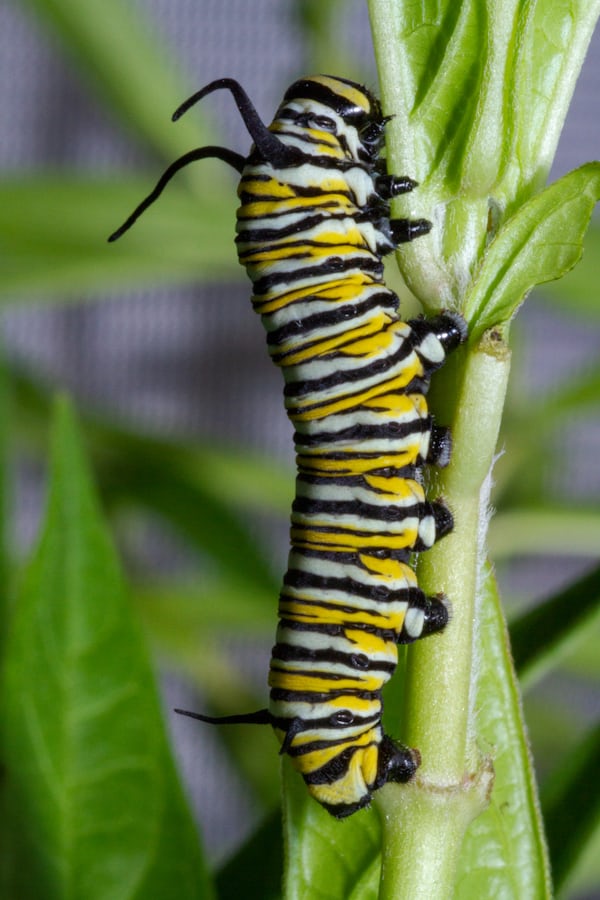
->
[110,75,467,818]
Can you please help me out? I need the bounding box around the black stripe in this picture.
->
[293,470,418,489]
[293,417,430,447]
[283,79,377,122]
[292,495,424,523]
[270,710,380,735]
[283,568,424,605]
[266,292,398,346]
[276,615,400,643]
[271,643,396,673]
[270,687,379,703]
[283,340,414,399]
[250,254,383,295]
[236,212,363,245]
[285,374,431,415]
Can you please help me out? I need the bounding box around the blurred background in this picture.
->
[1,0,599,893]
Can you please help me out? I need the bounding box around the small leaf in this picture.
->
[536,223,600,316]
[464,163,600,339]
[509,563,600,687]
[456,569,552,898]
[0,397,212,899]
[542,721,600,895]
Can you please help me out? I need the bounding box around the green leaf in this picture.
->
[0,177,237,302]
[21,0,216,163]
[0,397,212,899]
[135,577,274,643]
[0,353,10,660]
[509,564,600,687]
[102,450,279,599]
[463,163,600,339]
[542,721,600,895]
[12,367,284,596]
[489,508,600,559]
[536,222,600,317]
[528,366,600,425]
[14,366,292,518]
[456,569,552,898]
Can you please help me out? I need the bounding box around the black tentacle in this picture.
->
[174,707,272,726]
[172,77,294,166]
[108,145,245,242]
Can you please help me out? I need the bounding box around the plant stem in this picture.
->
[377,333,511,898]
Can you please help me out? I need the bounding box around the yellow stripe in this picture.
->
[308,76,372,114]
[291,529,419,551]
[276,314,388,366]
[240,194,355,218]
[252,272,377,315]
[238,178,296,199]
[288,729,375,763]
[359,554,417,582]
[288,361,424,420]
[268,670,382,692]
[295,450,421,474]
[278,599,405,632]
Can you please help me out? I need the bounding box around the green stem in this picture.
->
[377,334,511,898]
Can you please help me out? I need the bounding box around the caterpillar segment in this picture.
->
[109,74,467,818]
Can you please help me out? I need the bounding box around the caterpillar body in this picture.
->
[110,75,467,818]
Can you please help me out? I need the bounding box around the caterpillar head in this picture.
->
[278,75,390,164]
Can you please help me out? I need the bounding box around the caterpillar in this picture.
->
[109,75,467,818]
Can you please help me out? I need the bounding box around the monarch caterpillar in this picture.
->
[110,75,467,818]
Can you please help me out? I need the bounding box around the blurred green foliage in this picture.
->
[0,1,598,898]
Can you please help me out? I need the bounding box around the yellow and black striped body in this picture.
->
[109,74,467,818]
[236,76,466,816]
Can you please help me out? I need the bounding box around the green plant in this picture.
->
[1,1,599,898]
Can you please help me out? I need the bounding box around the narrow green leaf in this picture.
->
[21,0,216,163]
[134,577,274,642]
[102,454,279,598]
[464,163,600,339]
[529,367,600,424]
[215,810,283,900]
[0,353,10,660]
[456,569,552,898]
[0,397,212,899]
[505,0,600,200]
[509,564,600,687]
[0,177,237,302]
[542,722,600,895]
[14,366,292,517]
[13,368,284,598]
[501,365,600,443]
[293,0,354,74]
[489,508,600,559]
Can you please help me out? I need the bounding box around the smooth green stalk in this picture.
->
[377,334,511,899]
